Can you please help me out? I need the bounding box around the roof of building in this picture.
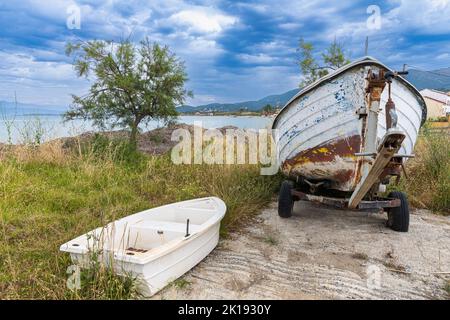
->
[420,89,450,104]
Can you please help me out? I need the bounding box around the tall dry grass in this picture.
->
[0,135,280,299]
[395,125,450,214]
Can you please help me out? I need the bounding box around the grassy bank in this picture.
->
[1,123,448,299]
[0,137,281,299]
[393,125,450,214]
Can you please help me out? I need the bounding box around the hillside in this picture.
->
[0,101,64,116]
[1,66,450,117]
[178,88,300,113]
[406,68,450,91]
[179,67,450,114]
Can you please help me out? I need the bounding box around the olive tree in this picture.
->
[65,38,192,145]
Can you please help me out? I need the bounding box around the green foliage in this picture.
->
[86,134,145,165]
[68,262,139,300]
[264,235,278,246]
[262,104,274,113]
[297,38,350,87]
[172,278,191,290]
[298,38,328,87]
[428,116,449,122]
[65,38,192,145]
[392,125,450,214]
[322,38,350,70]
[445,281,450,296]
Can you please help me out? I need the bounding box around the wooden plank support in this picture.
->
[348,130,405,209]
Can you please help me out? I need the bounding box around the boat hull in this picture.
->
[66,223,220,297]
[61,197,226,297]
[273,58,426,192]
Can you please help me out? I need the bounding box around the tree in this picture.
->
[297,37,350,87]
[298,38,324,87]
[262,104,274,113]
[322,38,350,70]
[65,38,192,145]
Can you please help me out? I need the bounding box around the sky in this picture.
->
[1,0,450,108]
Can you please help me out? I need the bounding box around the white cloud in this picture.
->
[2,0,450,107]
[188,65,300,104]
[185,93,217,106]
[237,53,275,64]
[253,40,291,53]
[24,0,77,21]
[331,0,450,43]
[234,3,268,14]
[278,22,303,30]
[168,8,237,34]
[383,0,450,34]
[0,52,74,82]
[0,51,88,105]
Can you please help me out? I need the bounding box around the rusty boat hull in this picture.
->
[272,57,426,192]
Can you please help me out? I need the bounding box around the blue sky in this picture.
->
[1,0,450,108]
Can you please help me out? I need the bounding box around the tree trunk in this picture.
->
[129,124,138,148]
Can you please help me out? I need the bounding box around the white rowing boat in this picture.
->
[60,197,226,296]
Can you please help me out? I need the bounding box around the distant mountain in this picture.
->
[433,67,450,76]
[0,101,65,116]
[178,88,300,113]
[406,68,450,91]
[2,66,449,117]
[179,66,450,114]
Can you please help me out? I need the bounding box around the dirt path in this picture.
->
[155,201,450,300]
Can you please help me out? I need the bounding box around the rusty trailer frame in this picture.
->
[291,189,401,210]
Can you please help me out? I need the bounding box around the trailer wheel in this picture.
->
[278,180,294,218]
[386,191,410,232]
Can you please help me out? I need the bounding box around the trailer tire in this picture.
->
[278,180,294,218]
[386,191,410,232]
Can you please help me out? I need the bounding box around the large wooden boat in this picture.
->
[273,56,426,193]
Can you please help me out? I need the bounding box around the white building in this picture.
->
[420,89,450,119]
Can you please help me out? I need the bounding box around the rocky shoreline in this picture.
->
[0,123,241,156]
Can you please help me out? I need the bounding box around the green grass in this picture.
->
[3,122,447,299]
[0,137,281,299]
[263,235,278,246]
[172,278,191,290]
[445,280,450,297]
[391,124,450,215]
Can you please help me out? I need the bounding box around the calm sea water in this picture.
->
[0,115,273,144]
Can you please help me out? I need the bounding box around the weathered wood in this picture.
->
[349,130,405,208]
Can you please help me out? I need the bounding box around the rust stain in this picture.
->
[332,169,355,183]
[284,135,361,167]
[282,135,362,191]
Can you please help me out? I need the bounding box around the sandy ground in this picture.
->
[155,201,450,300]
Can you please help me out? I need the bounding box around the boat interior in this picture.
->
[63,198,223,261]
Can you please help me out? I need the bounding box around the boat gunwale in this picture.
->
[272,56,427,130]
